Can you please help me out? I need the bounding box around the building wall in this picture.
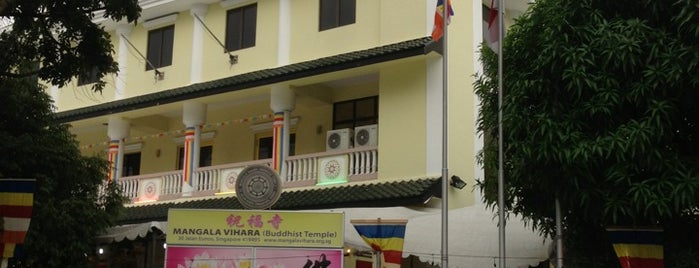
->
[59,0,481,207]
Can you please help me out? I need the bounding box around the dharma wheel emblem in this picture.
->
[235,165,282,209]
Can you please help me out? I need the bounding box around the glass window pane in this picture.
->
[334,101,354,122]
[146,30,162,70]
[160,26,174,67]
[258,137,273,159]
[319,0,338,30]
[355,98,376,118]
[242,5,257,48]
[123,152,141,176]
[226,9,243,51]
[339,0,356,26]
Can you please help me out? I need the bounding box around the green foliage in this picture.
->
[475,0,699,266]
[0,2,139,266]
[0,0,141,92]
[0,71,126,267]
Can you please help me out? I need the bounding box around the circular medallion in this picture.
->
[144,181,156,198]
[235,165,282,209]
[225,171,238,190]
[324,160,341,179]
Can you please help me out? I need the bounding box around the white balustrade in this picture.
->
[117,147,377,203]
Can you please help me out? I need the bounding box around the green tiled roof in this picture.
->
[55,37,433,123]
[118,177,441,224]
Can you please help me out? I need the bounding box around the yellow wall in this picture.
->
[379,0,427,44]
[377,63,426,180]
[200,1,280,81]
[291,0,381,63]
[59,0,480,208]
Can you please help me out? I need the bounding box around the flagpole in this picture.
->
[440,0,449,267]
[496,0,506,267]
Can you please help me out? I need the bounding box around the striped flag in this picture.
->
[607,228,664,268]
[431,0,454,41]
[0,179,36,260]
[351,219,407,268]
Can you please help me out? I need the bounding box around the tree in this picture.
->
[0,1,140,266]
[475,0,699,267]
[0,0,140,92]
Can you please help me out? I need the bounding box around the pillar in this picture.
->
[190,4,208,83]
[270,85,295,179]
[181,102,207,196]
[107,117,130,184]
[115,24,133,100]
[277,0,291,66]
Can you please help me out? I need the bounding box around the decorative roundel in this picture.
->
[323,160,341,179]
[225,171,238,190]
[144,181,156,198]
[235,165,282,209]
[328,132,341,149]
[356,129,370,146]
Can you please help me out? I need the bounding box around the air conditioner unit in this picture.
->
[354,124,378,147]
[326,128,353,151]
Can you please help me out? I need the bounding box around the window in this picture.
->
[77,66,99,86]
[177,145,213,170]
[123,152,141,177]
[319,0,356,31]
[146,25,174,70]
[333,96,378,129]
[256,134,296,160]
[225,4,257,52]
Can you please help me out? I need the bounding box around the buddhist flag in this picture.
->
[607,228,664,268]
[0,179,35,259]
[351,219,407,268]
[431,0,454,41]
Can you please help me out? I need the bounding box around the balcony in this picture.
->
[118,146,378,204]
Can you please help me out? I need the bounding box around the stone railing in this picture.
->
[117,146,378,203]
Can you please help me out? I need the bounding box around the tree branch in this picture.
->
[0,69,40,78]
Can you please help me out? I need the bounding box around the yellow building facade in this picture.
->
[50,0,547,267]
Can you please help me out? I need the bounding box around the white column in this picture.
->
[270,85,295,179]
[181,102,207,196]
[49,85,59,111]
[115,24,133,100]
[107,117,130,183]
[190,4,208,84]
[426,56,443,175]
[277,0,291,66]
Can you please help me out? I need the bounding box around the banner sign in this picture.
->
[166,209,344,248]
[165,246,342,268]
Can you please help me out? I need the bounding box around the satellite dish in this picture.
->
[235,165,282,209]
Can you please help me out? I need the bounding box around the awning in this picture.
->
[96,221,167,244]
[316,205,551,268]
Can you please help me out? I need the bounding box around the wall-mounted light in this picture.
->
[154,70,165,81]
[229,54,239,65]
[450,175,467,189]
[98,247,104,255]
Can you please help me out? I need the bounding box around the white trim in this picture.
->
[172,131,216,144]
[143,13,178,29]
[124,142,143,153]
[249,117,299,133]
[220,0,255,9]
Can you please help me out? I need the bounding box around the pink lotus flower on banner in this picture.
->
[178,251,233,268]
